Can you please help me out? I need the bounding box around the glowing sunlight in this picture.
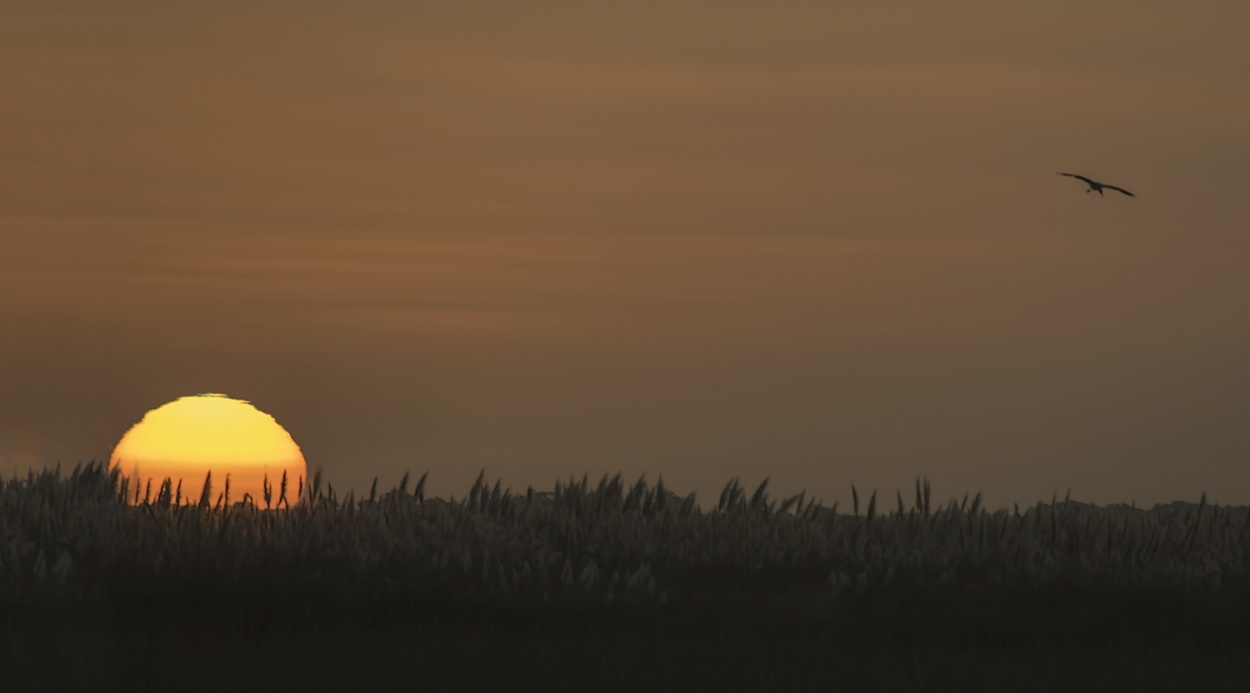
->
[109,393,306,507]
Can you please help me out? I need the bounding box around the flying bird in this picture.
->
[1058,173,1135,198]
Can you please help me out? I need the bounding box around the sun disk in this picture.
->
[110,393,307,507]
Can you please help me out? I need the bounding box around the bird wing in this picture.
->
[1105,185,1135,197]
[1058,172,1096,185]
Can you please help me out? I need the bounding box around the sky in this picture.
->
[2,1,1249,509]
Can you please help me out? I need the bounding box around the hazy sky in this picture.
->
[3,1,1249,508]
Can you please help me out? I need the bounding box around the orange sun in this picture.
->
[110,393,307,507]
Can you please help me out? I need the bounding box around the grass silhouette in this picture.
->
[2,463,1247,690]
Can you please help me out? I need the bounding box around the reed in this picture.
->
[1,463,1246,610]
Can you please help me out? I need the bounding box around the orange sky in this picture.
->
[3,1,1249,508]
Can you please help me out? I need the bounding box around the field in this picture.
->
[3,463,1248,691]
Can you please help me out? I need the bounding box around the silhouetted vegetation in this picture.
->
[2,463,1247,690]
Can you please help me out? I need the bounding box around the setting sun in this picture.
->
[110,394,306,506]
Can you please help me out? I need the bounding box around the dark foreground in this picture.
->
[4,465,1250,691]
[4,584,1248,692]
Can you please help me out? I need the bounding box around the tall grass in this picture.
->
[3,462,1246,609]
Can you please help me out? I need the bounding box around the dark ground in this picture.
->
[4,583,1248,692]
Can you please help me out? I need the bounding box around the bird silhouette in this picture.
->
[1059,173,1134,198]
